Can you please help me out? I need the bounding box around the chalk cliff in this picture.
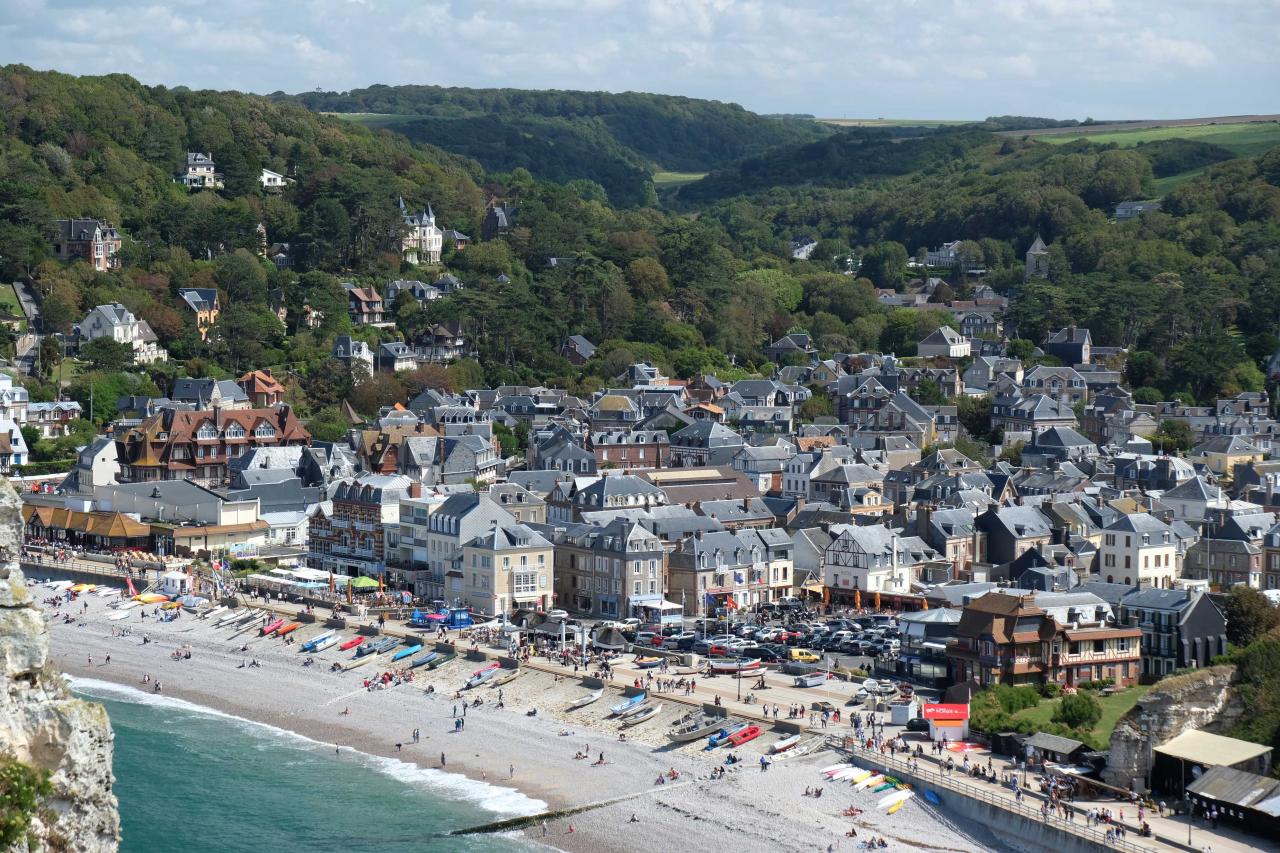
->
[0,481,119,851]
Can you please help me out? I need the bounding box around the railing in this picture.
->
[834,741,1176,853]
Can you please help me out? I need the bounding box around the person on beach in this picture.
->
[440,752,446,766]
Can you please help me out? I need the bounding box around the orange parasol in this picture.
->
[922,598,929,610]
[329,572,334,593]
[854,589,861,609]
[873,591,881,611]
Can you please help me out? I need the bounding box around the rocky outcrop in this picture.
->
[1104,666,1241,789]
[0,481,119,851]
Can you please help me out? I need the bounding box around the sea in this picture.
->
[73,678,539,853]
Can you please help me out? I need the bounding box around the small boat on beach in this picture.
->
[276,622,302,637]
[707,658,760,674]
[201,605,227,621]
[878,789,912,810]
[302,630,336,652]
[872,781,898,793]
[633,656,662,669]
[705,722,747,749]
[409,651,439,669]
[923,790,941,806]
[70,584,96,594]
[135,593,168,604]
[848,769,874,785]
[794,672,828,687]
[366,637,399,656]
[727,725,761,747]
[819,763,850,775]
[97,587,120,598]
[609,692,647,716]
[311,634,340,653]
[829,767,861,781]
[667,712,723,743]
[339,636,365,652]
[490,668,521,687]
[770,734,802,753]
[616,699,652,720]
[568,690,603,711]
[886,793,913,814]
[621,703,663,727]
[107,610,131,622]
[465,662,501,688]
[260,618,286,636]
[853,774,883,791]
[392,644,424,662]
[426,651,455,670]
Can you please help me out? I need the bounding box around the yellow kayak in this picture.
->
[70,583,97,593]
[887,792,914,814]
[135,594,169,604]
[161,601,182,610]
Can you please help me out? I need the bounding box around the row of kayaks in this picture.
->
[209,610,454,667]
[818,763,917,813]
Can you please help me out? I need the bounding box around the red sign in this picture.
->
[921,703,969,721]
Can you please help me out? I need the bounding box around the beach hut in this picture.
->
[158,571,193,598]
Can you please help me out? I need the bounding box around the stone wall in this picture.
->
[0,481,119,851]
[1103,666,1241,790]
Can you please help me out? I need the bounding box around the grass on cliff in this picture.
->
[1218,629,1280,767]
[971,683,1152,750]
[1007,685,1152,750]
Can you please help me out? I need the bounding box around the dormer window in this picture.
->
[196,424,217,440]
[254,423,276,438]
[225,423,245,439]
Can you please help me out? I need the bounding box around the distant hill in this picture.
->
[275,85,828,206]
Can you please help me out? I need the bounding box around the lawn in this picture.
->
[1151,167,1209,197]
[653,170,707,187]
[1009,684,1152,750]
[1040,121,1280,158]
[0,285,26,330]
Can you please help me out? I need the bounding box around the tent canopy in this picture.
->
[348,576,379,589]
[1155,730,1273,767]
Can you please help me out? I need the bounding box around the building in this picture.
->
[534,518,667,620]
[115,405,310,485]
[1115,200,1162,220]
[668,528,794,613]
[917,326,970,359]
[591,430,669,469]
[0,374,28,425]
[344,285,386,326]
[765,331,817,364]
[377,341,419,373]
[53,219,122,271]
[177,288,220,340]
[58,436,119,495]
[308,474,412,582]
[669,420,744,468]
[1190,435,1264,477]
[260,168,289,190]
[482,203,518,241]
[418,322,467,363]
[1116,587,1227,679]
[1098,513,1183,588]
[822,523,942,599]
[1025,233,1050,280]
[385,279,441,307]
[460,523,554,617]
[399,198,443,265]
[179,152,223,189]
[1045,326,1092,366]
[26,401,82,439]
[559,335,597,365]
[77,303,168,364]
[332,336,375,374]
[0,418,29,471]
[898,607,962,687]
[1023,365,1089,405]
[237,370,287,408]
[413,492,516,601]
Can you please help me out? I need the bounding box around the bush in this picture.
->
[1055,691,1102,729]
[1038,682,1061,698]
[1077,678,1115,691]
[0,758,51,848]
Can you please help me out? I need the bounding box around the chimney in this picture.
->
[742,496,751,512]
[408,481,422,499]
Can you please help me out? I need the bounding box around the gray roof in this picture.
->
[1023,732,1086,755]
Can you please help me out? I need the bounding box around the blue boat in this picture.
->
[301,630,336,652]
[609,692,647,716]
[704,722,747,750]
[409,651,439,669]
[924,790,941,806]
[392,644,424,662]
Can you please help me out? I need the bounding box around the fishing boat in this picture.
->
[409,651,440,669]
[426,651,455,670]
[704,722,747,749]
[878,789,912,811]
[727,725,761,747]
[830,766,862,781]
[276,622,302,637]
[367,637,399,656]
[490,668,521,687]
[609,692,648,716]
[621,703,663,727]
[568,690,603,711]
[301,631,336,652]
[214,609,240,626]
[793,672,828,688]
[616,699,653,720]
[311,634,340,653]
[769,734,802,754]
[70,584,96,594]
[465,663,501,688]
[260,618,286,636]
[339,636,365,652]
[667,712,724,743]
[853,774,883,791]
[886,793,913,814]
[633,656,662,669]
[201,605,227,621]
[392,644,424,662]
[107,610,131,622]
[46,580,73,591]
[135,593,168,604]
[707,658,760,674]
[97,587,121,598]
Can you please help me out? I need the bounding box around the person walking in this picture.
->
[441,752,446,767]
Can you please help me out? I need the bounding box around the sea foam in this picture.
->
[72,676,547,817]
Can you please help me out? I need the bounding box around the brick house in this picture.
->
[53,219,122,271]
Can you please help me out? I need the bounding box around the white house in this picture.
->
[917,326,970,359]
[77,303,168,364]
[822,523,941,595]
[399,198,443,265]
[0,373,29,424]
[0,418,28,471]
[1099,513,1184,589]
[260,168,290,190]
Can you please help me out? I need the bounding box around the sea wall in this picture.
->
[0,482,119,851]
[1103,666,1240,790]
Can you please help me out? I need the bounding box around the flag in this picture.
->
[704,593,717,607]
[725,597,738,610]
[733,572,744,585]
[126,577,138,598]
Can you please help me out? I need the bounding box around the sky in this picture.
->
[2,0,1277,119]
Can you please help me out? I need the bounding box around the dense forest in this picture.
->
[1,65,1278,444]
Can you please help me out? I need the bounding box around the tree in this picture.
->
[1223,586,1280,648]
[859,242,908,290]
[1054,691,1102,729]
[1151,419,1194,453]
[79,337,134,372]
[912,378,947,406]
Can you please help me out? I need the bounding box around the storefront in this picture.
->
[922,702,970,741]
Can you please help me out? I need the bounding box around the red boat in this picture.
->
[727,725,761,747]
[260,618,286,636]
[277,622,301,637]
[339,636,365,651]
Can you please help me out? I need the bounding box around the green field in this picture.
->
[1009,685,1151,750]
[653,170,707,187]
[324,112,419,128]
[0,286,26,330]
[818,118,971,128]
[1040,121,1280,157]
[1151,167,1209,196]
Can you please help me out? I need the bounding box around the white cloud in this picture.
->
[1133,30,1215,69]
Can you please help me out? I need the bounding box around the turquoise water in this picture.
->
[74,679,533,853]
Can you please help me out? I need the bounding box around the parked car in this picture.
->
[788,648,820,663]
[636,632,658,646]
[740,646,784,662]
[905,717,930,733]
[546,609,569,622]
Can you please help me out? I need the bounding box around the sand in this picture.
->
[42,583,1004,852]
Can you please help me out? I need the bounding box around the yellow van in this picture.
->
[788,648,820,663]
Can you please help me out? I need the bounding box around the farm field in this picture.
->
[1035,120,1280,157]
[818,118,971,127]
[653,170,707,187]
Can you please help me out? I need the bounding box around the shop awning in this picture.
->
[1155,730,1273,768]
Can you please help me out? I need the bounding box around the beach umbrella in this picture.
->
[922,599,929,610]
[329,572,334,593]
[350,576,379,591]
[854,589,861,609]
[874,591,881,611]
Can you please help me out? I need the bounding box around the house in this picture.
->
[976,504,1053,564]
[549,473,666,523]
[1190,435,1264,476]
[77,303,168,364]
[559,335,597,365]
[1020,426,1097,467]
[1116,587,1227,679]
[418,322,466,362]
[1160,476,1230,525]
[482,203,518,241]
[963,356,1023,393]
[385,279,441,307]
[177,288,220,340]
[668,528,795,613]
[53,219,122,272]
[440,434,502,485]
[669,420,745,467]
[344,285,386,326]
[237,369,287,408]
[822,523,942,600]
[171,378,249,410]
[25,401,82,439]
[259,168,289,190]
[1024,233,1050,280]
[460,523,554,617]
[398,198,443,265]
[925,241,963,268]
[1098,513,1183,588]
[765,331,817,364]
[179,152,223,189]
[58,435,119,495]
[410,492,517,600]
[0,374,28,425]
[1115,200,1162,220]
[532,518,666,620]
[1184,509,1267,588]
[332,336,374,374]
[0,418,29,471]
[991,393,1076,435]
[917,326,970,359]
[442,228,471,250]
[1022,365,1089,405]
[433,273,465,295]
[1045,326,1092,366]
[308,474,412,582]
[377,341,419,373]
[115,405,310,485]
[591,430,669,469]
[898,607,962,687]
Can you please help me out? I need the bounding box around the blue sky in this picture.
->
[2,0,1277,119]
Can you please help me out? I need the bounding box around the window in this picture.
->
[225,423,244,439]
[196,423,217,440]
[513,573,537,594]
[1093,640,1105,653]
[254,423,276,438]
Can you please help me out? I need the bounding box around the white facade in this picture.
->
[1099,514,1184,589]
[78,303,168,364]
[260,168,289,189]
[0,374,28,425]
[400,200,443,266]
